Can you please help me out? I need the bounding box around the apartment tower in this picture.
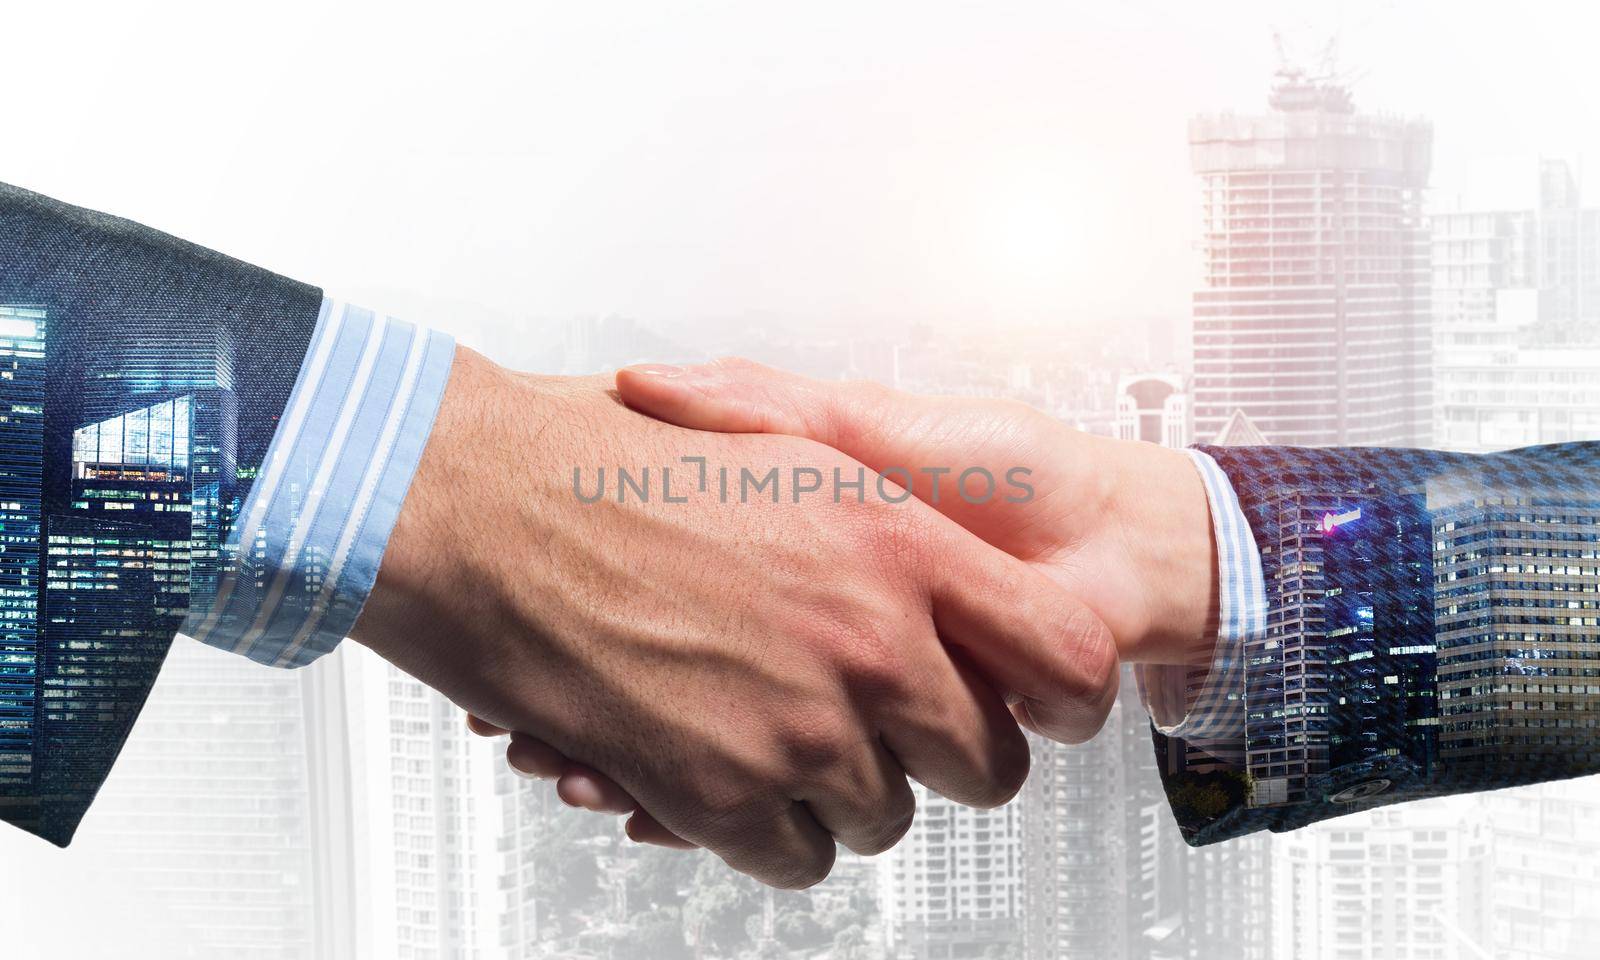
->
[1190,70,1432,447]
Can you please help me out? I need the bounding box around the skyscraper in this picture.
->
[1433,160,1600,452]
[1432,491,1600,772]
[879,785,1021,960]
[1021,678,1182,960]
[336,645,519,959]
[1531,160,1600,341]
[1247,487,1441,807]
[1189,70,1432,447]
[1323,494,1438,773]
[80,640,325,959]
[34,314,242,823]
[1270,801,1490,960]
[0,305,45,834]
[1434,295,1600,954]
[45,331,332,957]
[1244,490,1337,807]
[1482,779,1600,959]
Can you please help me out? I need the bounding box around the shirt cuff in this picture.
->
[1133,448,1264,744]
[182,298,456,667]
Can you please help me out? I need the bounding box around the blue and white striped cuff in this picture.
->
[1133,448,1264,743]
[182,298,456,668]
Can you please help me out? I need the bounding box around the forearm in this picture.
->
[0,179,331,846]
[1158,439,1600,846]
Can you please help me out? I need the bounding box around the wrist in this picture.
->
[352,348,534,684]
[1107,442,1218,666]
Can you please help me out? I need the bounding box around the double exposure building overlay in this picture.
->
[0,305,45,834]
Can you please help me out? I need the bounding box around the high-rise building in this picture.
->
[1323,494,1438,773]
[1271,801,1491,960]
[0,305,46,834]
[1114,373,1190,447]
[337,644,534,960]
[1021,677,1182,960]
[48,396,206,780]
[1176,834,1275,960]
[37,513,185,813]
[1531,160,1600,340]
[879,785,1021,960]
[79,640,325,959]
[1432,491,1600,771]
[1244,490,1337,807]
[1426,161,1600,960]
[1433,160,1600,452]
[1189,71,1432,447]
[47,336,331,958]
[1482,779,1600,959]
[1247,486,1441,808]
[1022,688,1128,960]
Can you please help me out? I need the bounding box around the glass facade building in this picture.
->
[0,305,46,834]
[1433,494,1600,770]
[1322,495,1439,773]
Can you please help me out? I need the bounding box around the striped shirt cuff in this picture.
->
[182,298,456,667]
[1133,449,1264,744]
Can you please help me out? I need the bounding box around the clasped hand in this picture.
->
[353,352,1213,888]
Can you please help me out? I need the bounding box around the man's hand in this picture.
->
[614,359,1218,664]
[469,356,1219,851]
[353,348,1118,888]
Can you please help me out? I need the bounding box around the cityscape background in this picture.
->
[5,2,1600,958]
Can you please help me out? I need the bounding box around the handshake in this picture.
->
[351,350,1218,888]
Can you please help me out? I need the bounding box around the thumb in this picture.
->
[615,358,882,444]
[616,359,1049,549]
[928,529,1121,744]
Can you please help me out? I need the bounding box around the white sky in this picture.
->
[7,1,1600,348]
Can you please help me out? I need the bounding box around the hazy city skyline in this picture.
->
[8,4,1600,960]
[9,3,1600,343]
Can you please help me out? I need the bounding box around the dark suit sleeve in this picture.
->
[0,180,322,845]
[1155,441,1600,845]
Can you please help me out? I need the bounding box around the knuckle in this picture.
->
[859,793,916,855]
[844,641,910,703]
[814,607,912,702]
[773,858,832,891]
[693,780,776,837]
[1027,593,1118,704]
[1023,603,1120,746]
[1061,604,1120,700]
[969,730,1031,809]
[778,710,854,772]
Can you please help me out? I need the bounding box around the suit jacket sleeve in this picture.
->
[1155,441,1600,845]
[0,181,322,845]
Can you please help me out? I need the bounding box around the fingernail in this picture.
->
[627,363,684,378]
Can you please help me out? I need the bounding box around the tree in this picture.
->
[682,858,760,957]
[774,906,825,950]
[609,907,691,960]
[832,925,867,960]
[535,806,608,931]
[628,845,701,911]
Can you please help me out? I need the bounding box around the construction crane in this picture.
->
[1269,28,1357,113]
